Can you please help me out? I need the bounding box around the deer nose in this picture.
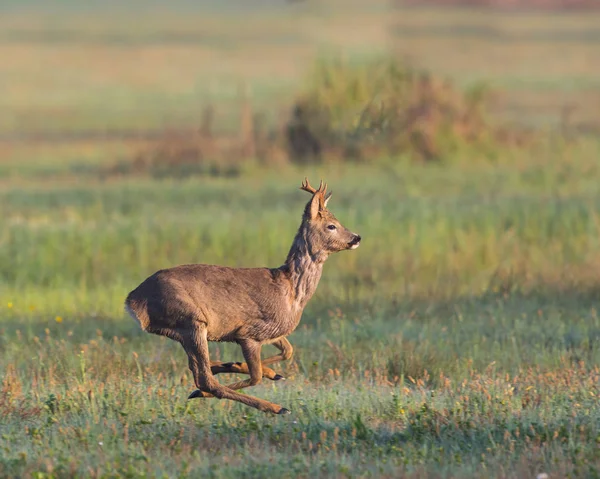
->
[348,234,361,249]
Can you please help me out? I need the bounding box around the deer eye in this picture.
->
[327,224,337,230]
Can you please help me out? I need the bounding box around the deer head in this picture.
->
[299,177,361,254]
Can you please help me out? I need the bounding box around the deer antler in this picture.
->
[300,177,327,196]
[300,177,317,194]
[300,177,332,209]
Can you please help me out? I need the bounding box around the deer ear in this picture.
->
[323,191,332,208]
[308,193,320,220]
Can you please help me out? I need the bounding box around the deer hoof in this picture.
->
[188,389,206,399]
[273,374,285,381]
[277,407,291,415]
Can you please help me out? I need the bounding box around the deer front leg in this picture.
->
[209,337,293,381]
[262,337,294,367]
[186,331,289,415]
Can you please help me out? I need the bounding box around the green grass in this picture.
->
[3,153,600,477]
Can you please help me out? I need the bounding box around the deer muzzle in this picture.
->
[348,234,361,250]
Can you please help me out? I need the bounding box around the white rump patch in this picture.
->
[125,303,144,329]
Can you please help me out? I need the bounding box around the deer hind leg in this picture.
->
[210,337,293,381]
[210,361,281,381]
[185,325,289,415]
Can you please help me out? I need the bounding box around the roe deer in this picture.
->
[125,178,361,414]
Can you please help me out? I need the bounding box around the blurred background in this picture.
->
[2,0,600,477]
[3,0,599,310]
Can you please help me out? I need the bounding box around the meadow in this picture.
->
[2,2,600,478]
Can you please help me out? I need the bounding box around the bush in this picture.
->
[285,56,512,163]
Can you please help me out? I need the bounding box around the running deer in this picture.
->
[124,178,361,414]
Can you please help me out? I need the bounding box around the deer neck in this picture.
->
[282,226,326,310]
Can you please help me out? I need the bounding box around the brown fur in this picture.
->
[125,178,361,414]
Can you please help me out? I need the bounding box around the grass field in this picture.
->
[2,2,600,478]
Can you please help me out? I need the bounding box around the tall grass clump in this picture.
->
[285,56,526,164]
